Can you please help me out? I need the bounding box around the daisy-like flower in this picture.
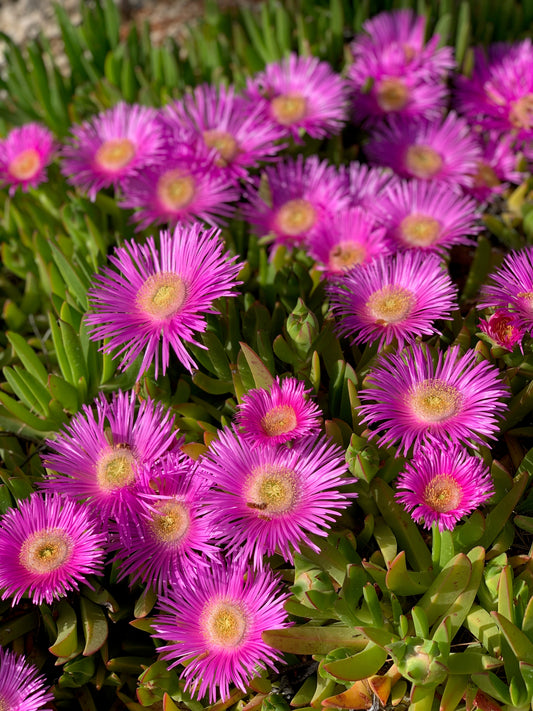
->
[395,445,494,531]
[375,179,482,253]
[61,102,165,201]
[199,428,352,566]
[364,112,481,188]
[243,155,350,248]
[235,376,321,446]
[0,492,106,605]
[466,132,524,204]
[110,452,219,593]
[479,309,525,351]
[245,53,349,140]
[86,224,242,378]
[478,247,533,333]
[0,646,53,711]
[345,161,397,209]
[42,390,177,526]
[163,85,285,181]
[152,560,289,703]
[328,251,457,349]
[307,206,390,275]
[358,344,508,456]
[0,123,54,195]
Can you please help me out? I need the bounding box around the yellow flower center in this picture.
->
[157,170,196,210]
[509,94,533,129]
[20,528,72,574]
[516,292,533,311]
[472,161,500,189]
[9,148,41,181]
[245,464,298,516]
[271,92,308,125]
[0,693,9,711]
[405,145,443,179]
[94,138,136,171]
[260,404,298,437]
[423,475,462,513]
[399,214,441,247]
[329,242,366,271]
[366,285,415,325]
[96,446,136,492]
[376,78,410,112]
[410,380,462,423]
[201,600,248,649]
[276,198,316,237]
[203,129,239,166]
[136,272,188,320]
[149,500,190,545]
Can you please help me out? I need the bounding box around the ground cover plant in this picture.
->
[0,0,532,709]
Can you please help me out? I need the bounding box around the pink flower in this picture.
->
[0,123,55,195]
[0,646,53,710]
[479,309,525,351]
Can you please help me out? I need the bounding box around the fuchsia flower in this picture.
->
[86,224,242,378]
[479,309,525,351]
[244,155,350,248]
[0,123,54,195]
[465,131,524,203]
[0,493,106,605]
[245,53,349,140]
[364,112,481,188]
[236,376,321,446]
[61,102,164,200]
[111,452,219,593]
[395,445,494,531]
[478,247,533,334]
[152,560,289,703]
[376,179,482,253]
[345,161,397,209]
[328,251,457,349]
[199,428,353,567]
[0,646,53,711]
[42,390,177,526]
[358,344,508,456]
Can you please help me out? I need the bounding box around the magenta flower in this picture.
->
[466,132,524,203]
[245,53,349,140]
[364,112,481,188]
[358,344,508,456]
[199,428,352,566]
[86,224,242,378]
[479,309,525,351]
[328,251,457,349]
[110,452,219,593]
[0,123,55,195]
[344,161,397,209]
[307,206,390,275]
[61,102,165,200]
[478,248,533,333]
[0,493,106,605]
[163,84,285,181]
[0,646,53,711]
[153,560,289,703]
[42,390,177,526]
[235,376,322,446]
[395,445,494,531]
[375,179,482,254]
[243,155,350,248]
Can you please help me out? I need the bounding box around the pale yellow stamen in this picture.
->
[509,94,533,129]
[410,380,462,423]
[516,292,533,311]
[472,161,500,189]
[366,285,415,325]
[9,148,41,181]
[136,272,187,320]
[149,500,190,545]
[376,78,410,112]
[203,129,239,166]
[276,198,316,237]
[399,214,441,248]
[157,170,196,210]
[329,242,366,271]
[201,601,248,648]
[95,138,136,171]
[260,404,297,437]
[423,475,462,513]
[20,528,72,574]
[405,145,443,179]
[245,464,298,516]
[271,93,308,125]
[96,446,136,492]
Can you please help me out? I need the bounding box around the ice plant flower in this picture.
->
[61,102,165,200]
[0,646,53,711]
[395,445,494,531]
[0,492,106,605]
[466,132,524,203]
[478,247,533,333]
[245,53,349,140]
[345,161,397,209]
[375,179,482,253]
[152,560,289,703]
[0,123,54,195]
[42,390,177,526]
[358,344,508,456]
[86,224,242,378]
[307,206,390,275]
[235,376,321,446]
[479,309,525,351]
[364,112,481,188]
[199,428,353,566]
[244,155,350,248]
[328,251,457,349]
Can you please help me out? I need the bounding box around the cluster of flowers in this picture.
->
[0,7,531,707]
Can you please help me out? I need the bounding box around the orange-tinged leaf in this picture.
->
[181,442,207,460]
[322,679,373,709]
